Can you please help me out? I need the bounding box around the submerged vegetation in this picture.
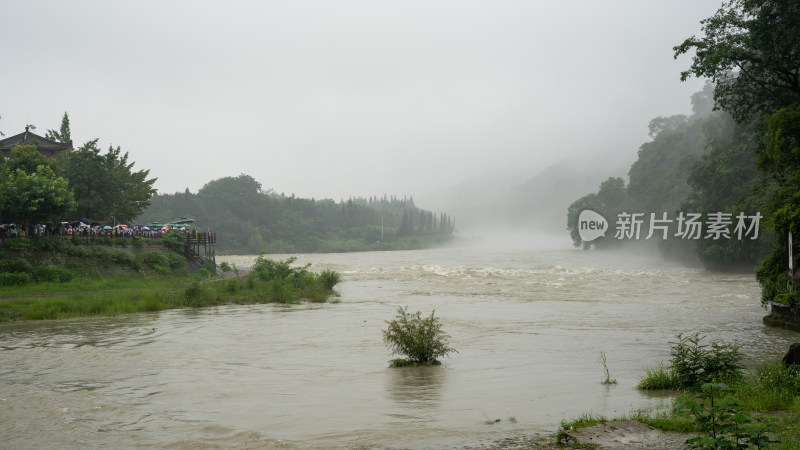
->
[597,351,617,385]
[382,306,457,367]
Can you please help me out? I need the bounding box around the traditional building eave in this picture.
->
[0,127,74,158]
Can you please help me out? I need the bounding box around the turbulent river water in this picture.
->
[1,239,797,449]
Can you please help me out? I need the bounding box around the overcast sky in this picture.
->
[2,1,718,201]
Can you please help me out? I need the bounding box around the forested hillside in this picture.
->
[566,83,774,270]
[140,174,455,254]
[568,0,800,299]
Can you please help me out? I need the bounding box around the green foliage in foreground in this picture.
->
[626,334,800,449]
[561,361,800,448]
[638,333,743,391]
[674,382,778,449]
[382,306,457,367]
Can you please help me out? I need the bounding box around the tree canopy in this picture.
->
[45,112,71,143]
[56,139,156,224]
[0,113,155,227]
[140,174,455,254]
[0,165,75,226]
[674,0,800,123]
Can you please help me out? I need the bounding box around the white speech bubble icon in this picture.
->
[578,210,608,242]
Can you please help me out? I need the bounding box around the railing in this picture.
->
[184,231,217,268]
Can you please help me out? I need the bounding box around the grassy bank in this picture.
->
[0,236,341,322]
[558,335,800,448]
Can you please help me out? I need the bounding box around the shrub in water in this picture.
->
[318,269,341,290]
[269,280,296,303]
[250,256,310,285]
[382,306,457,367]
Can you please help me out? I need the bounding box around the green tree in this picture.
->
[683,118,774,270]
[57,139,156,223]
[567,192,604,249]
[676,0,800,295]
[0,166,76,227]
[755,105,800,303]
[45,112,71,143]
[597,177,626,210]
[3,144,55,175]
[648,115,688,138]
[674,0,800,124]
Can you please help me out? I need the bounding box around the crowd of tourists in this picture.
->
[0,222,189,238]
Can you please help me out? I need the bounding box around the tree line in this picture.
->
[139,174,455,254]
[567,0,800,305]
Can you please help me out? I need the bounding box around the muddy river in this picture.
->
[1,240,795,448]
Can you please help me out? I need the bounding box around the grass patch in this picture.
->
[584,336,800,448]
[638,362,679,390]
[0,256,342,322]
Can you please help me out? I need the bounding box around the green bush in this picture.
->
[94,247,132,265]
[269,280,296,303]
[0,257,32,274]
[161,231,185,253]
[0,272,30,286]
[638,334,744,390]
[318,269,341,290]
[34,266,74,283]
[136,251,169,273]
[382,306,457,367]
[4,239,32,251]
[774,291,800,305]
[184,281,203,301]
[674,383,778,449]
[131,236,146,249]
[671,334,743,388]
[31,236,67,252]
[167,253,187,271]
[250,256,310,285]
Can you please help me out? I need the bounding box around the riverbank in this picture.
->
[0,236,341,322]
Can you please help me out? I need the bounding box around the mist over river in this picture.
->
[1,239,796,449]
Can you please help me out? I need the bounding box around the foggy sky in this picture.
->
[2,1,717,202]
